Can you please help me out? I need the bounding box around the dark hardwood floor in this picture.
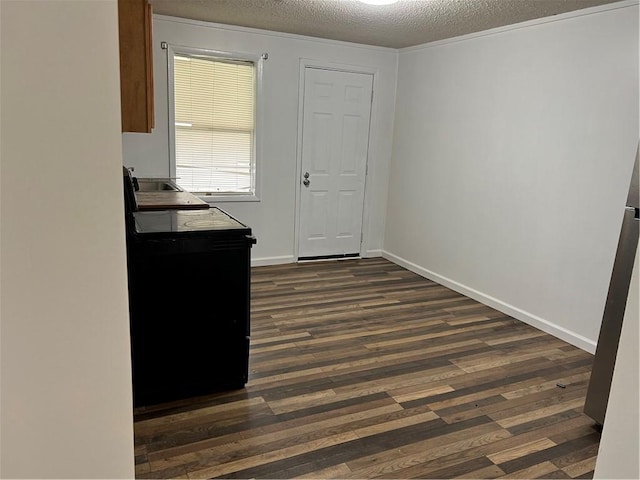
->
[133,258,600,479]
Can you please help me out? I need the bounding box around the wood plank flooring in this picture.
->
[133,258,600,479]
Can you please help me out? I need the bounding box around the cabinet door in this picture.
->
[118,0,154,133]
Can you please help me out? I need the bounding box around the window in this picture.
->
[169,47,261,200]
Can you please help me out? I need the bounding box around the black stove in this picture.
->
[123,169,256,407]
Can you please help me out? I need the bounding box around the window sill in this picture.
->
[198,194,260,203]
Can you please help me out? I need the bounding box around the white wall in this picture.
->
[384,2,639,351]
[593,240,639,478]
[122,17,398,264]
[0,1,134,478]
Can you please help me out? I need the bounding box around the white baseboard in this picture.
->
[382,250,597,354]
[251,255,295,267]
[253,251,382,267]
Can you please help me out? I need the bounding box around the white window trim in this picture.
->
[166,44,263,203]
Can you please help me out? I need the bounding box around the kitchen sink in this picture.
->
[136,178,182,192]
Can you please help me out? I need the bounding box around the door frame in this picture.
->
[294,58,379,261]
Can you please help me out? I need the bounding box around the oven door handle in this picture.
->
[246,235,257,245]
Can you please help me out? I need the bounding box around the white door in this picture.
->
[298,67,373,259]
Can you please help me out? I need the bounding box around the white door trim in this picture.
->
[294,58,379,261]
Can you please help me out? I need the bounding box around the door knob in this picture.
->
[303,172,310,179]
[303,178,310,187]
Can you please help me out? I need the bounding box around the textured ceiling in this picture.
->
[150,0,622,49]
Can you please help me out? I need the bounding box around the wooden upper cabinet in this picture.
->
[118,0,154,133]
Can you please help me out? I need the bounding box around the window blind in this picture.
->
[173,54,255,194]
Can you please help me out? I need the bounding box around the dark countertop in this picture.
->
[135,190,210,210]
